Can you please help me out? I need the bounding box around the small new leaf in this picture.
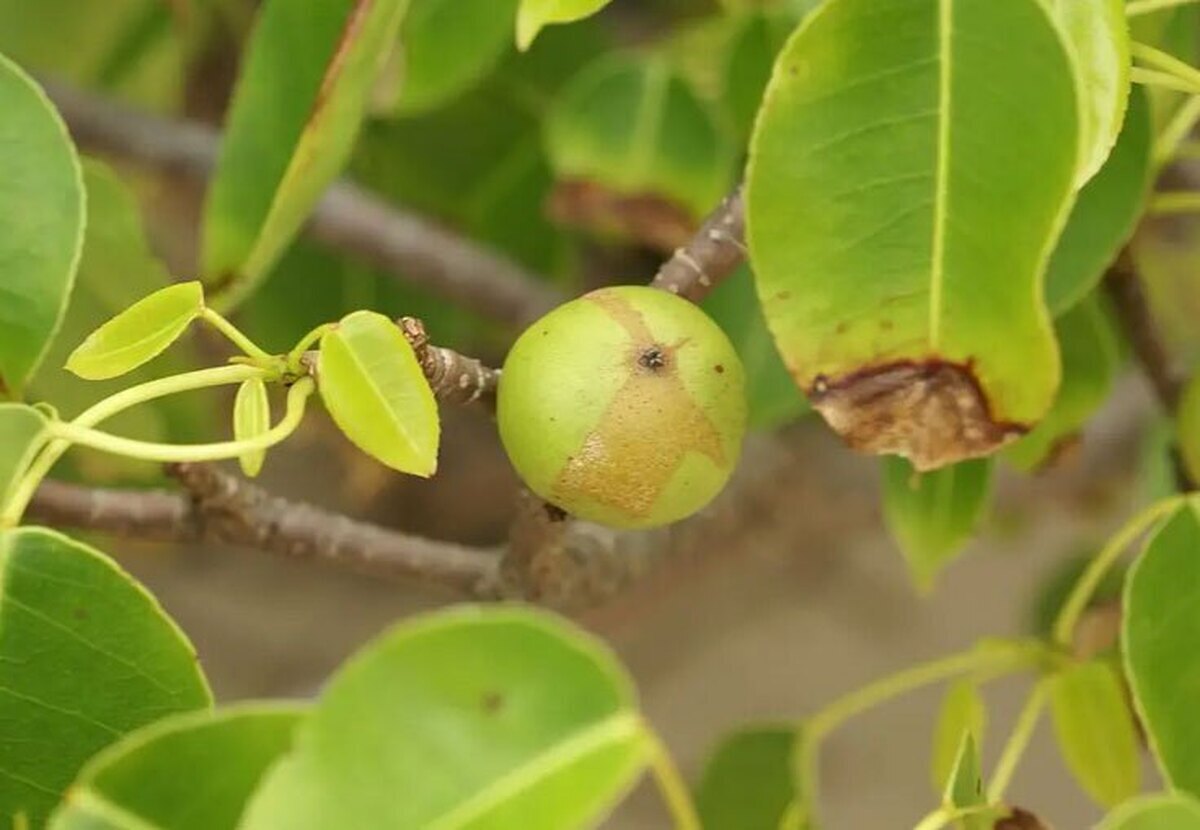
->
[931,681,987,794]
[697,726,801,830]
[0,404,50,513]
[942,734,997,830]
[233,378,271,477]
[318,311,439,477]
[65,282,204,380]
[516,0,612,51]
[1049,660,1140,808]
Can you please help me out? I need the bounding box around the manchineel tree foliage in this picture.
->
[2,0,1200,827]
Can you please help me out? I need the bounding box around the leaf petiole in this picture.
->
[643,724,701,830]
[47,378,314,464]
[286,322,335,372]
[199,306,277,365]
[985,681,1049,802]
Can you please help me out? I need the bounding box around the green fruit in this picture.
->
[498,285,747,529]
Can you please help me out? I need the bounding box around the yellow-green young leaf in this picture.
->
[1124,503,1200,800]
[545,53,735,227]
[239,606,650,829]
[202,0,409,307]
[389,0,519,115]
[930,681,986,794]
[65,282,204,381]
[1007,295,1119,471]
[233,378,271,478]
[696,726,801,830]
[0,528,211,826]
[48,704,304,830]
[0,404,50,512]
[318,311,439,476]
[1049,660,1141,808]
[1040,0,1130,185]
[747,0,1080,471]
[882,457,992,591]
[1099,794,1200,830]
[1178,375,1200,486]
[0,53,85,397]
[517,0,611,51]
[941,734,999,830]
[1046,86,1152,316]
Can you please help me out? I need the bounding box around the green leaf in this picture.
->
[65,282,204,381]
[1040,0,1130,185]
[1123,502,1200,800]
[516,0,610,51]
[391,0,519,115]
[1006,295,1119,471]
[0,404,49,513]
[941,734,996,830]
[720,12,793,140]
[1027,551,1125,639]
[1099,794,1200,830]
[746,0,1080,470]
[48,704,303,830]
[1049,660,1141,808]
[1046,86,1152,316]
[233,378,270,478]
[881,456,992,590]
[545,53,735,225]
[239,606,650,830]
[0,527,212,827]
[930,681,986,794]
[1178,374,1200,487]
[0,53,85,397]
[703,266,807,431]
[202,0,410,305]
[696,726,800,830]
[318,310,439,476]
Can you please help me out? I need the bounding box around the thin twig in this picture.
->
[41,80,562,328]
[1104,252,1187,411]
[649,184,747,303]
[27,466,502,596]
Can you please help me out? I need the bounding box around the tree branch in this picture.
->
[649,184,747,303]
[28,467,502,596]
[42,80,562,329]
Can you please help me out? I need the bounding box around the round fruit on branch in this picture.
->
[498,285,747,529]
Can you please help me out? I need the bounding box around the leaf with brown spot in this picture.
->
[203,0,410,308]
[747,0,1082,469]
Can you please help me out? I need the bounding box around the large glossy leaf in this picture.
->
[0,528,212,827]
[881,456,992,590]
[0,404,49,514]
[1006,295,1119,471]
[1182,376,1200,485]
[1099,794,1200,830]
[1041,0,1130,184]
[49,705,304,830]
[545,53,735,231]
[239,606,650,830]
[233,378,270,478]
[318,310,439,476]
[930,681,986,794]
[65,282,204,381]
[703,266,807,431]
[1049,660,1140,808]
[1123,502,1200,799]
[746,0,1080,471]
[1045,86,1152,316]
[203,0,409,306]
[516,0,610,50]
[696,726,799,830]
[0,53,85,397]
[391,0,519,115]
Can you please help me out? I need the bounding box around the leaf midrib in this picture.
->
[929,0,952,349]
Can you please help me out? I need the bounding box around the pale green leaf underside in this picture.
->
[0,528,211,827]
[1049,660,1141,808]
[65,282,204,381]
[1123,503,1200,801]
[238,607,648,830]
[1099,794,1200,829]
[747,0,1081,466]
[203,0,409,307]
[0,52,86,396]
[318,310,439,476]
[233,378,270,478]
[516,0,611,51]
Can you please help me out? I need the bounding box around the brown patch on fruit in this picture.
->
[552,291,726,519]
[808,360,1026,471]
[546,180,697,254]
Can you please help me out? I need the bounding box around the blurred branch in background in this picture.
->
[41,80,563,329]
